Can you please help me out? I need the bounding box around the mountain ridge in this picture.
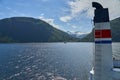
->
[0,17,78,43]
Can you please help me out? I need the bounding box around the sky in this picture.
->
[0,0,120,34]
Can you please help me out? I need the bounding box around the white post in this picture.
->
[92,2,113,80]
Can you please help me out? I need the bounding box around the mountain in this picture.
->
[81,17,120,42]
[67,31,88,39]
[0,17,78,43]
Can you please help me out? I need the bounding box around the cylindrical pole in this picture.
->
[92,2,113,80]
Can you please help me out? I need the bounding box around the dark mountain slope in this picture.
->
[0,17,77,43]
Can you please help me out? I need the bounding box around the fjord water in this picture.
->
[0,43,120,80]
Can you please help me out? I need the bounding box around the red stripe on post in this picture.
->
[95,30,111,38]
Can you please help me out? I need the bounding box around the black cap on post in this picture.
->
[92,2,110,23]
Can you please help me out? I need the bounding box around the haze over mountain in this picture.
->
[0,17,78,43]
[81,17,120,42]
[67,31,88,39]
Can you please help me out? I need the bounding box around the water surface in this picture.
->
[0,43,119,80]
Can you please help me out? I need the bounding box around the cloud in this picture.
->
[68,0,90,16]
[68,31,90,35]
[39,16,60,29]
[72,25,77,29]
[96,0,120,20]
[60,0,120,22]
[59,16,72,22]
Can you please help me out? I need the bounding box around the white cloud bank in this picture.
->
[60,0,120,22]
[60,16,72,22]
[39,16,60,29]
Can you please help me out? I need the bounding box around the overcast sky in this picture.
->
[0,0,120,33]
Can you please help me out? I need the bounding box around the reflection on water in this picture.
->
[112,43,120,60]
[0,43,119,80]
